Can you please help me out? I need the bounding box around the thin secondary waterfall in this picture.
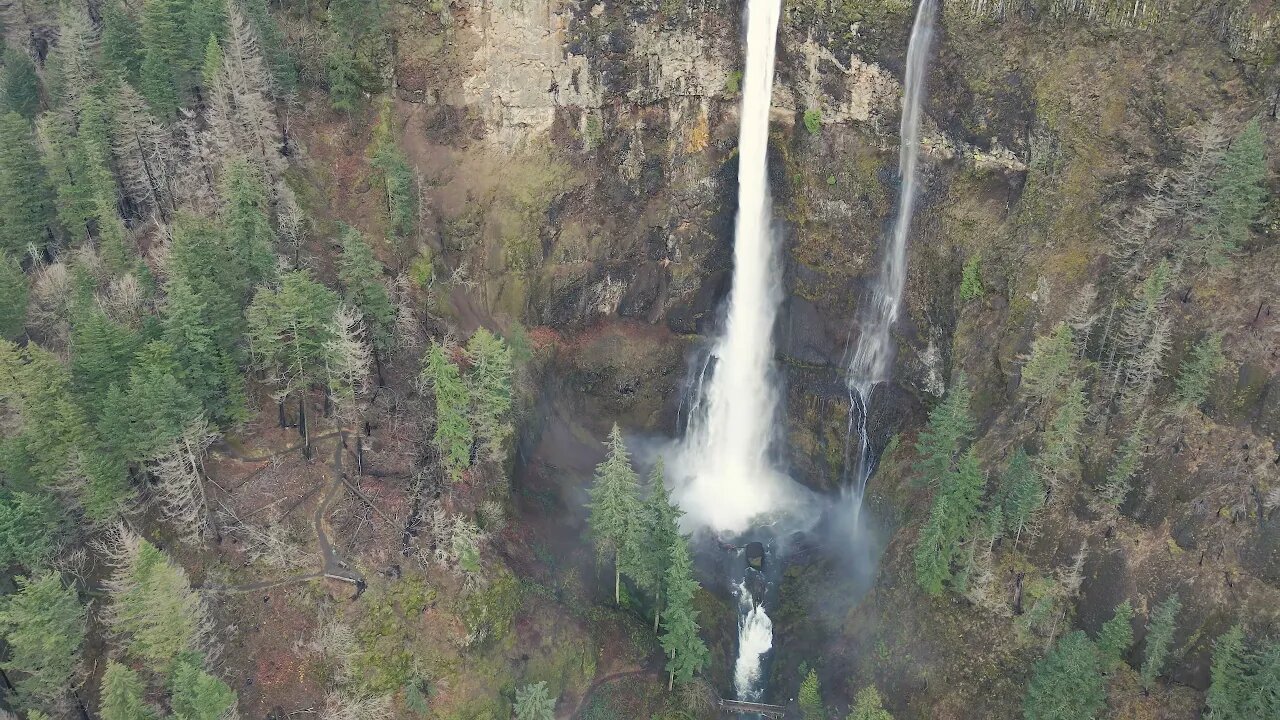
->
[674,0,786,536]
[845,0,937,518]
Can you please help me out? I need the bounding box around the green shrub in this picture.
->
[803,108,822,135]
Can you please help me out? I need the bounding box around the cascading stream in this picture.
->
[845,0,937,522]
[671,0,788,703]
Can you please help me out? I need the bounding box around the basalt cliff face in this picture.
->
[361,0,1280,715]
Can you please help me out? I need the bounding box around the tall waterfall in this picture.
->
[674,0,788,536]
[845,0,937,516]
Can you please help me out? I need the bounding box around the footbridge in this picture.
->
[717,697,786,718]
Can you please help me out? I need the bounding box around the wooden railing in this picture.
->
[717,697,787,718]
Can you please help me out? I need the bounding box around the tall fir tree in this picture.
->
[0,572,86,711]
[169,652,237,720]
[632,460,683,631]
[69,308,141,421]
[848,686,893,720]
[658,533,708,689]
[221,159,277,288]
[100,661,156,720]
[912,375,975,487]
[0,251,27,338]
[1191,119,1268,267]
[1207,625,1251,720]
[1020,323,1076,407]
[998,448,1044,544]
[1,49,42,119]
[586,423,640,604]
[421,341,473,481]
[464,327,513,462]
[0,490,66,569]
[0,112,55,256]
[102,2,145,84]
[799,669,826,720]
[338,225,395,359]
[1174,332,1225,413]
[1141,594,1182,690]
[1096,600,1135,669]
[914,448,985,596]
[1023,631,1105,720]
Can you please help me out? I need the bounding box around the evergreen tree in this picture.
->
[465,327,513,462]
[140,0,190,116]
[103,526,210,671]
[0,341,91,488]
[201,35,224,101]
[100,661,156,720]
[1192,119,1268,267]
[169,652,236,720]
[325,0,385,111]
[370,103,417,251]
[799,668,826,720]
[1096,600,1135,669]
[1020,323,1076,407]
[1,49,42,119]
[164,276,245,424]
[1207,625,1251,720]
[246,271,341,456]
[913,448,985,596]
[586,424,640,604]
[239,0,296,99]
[0,572,86,710]
[0,251,27,338]
[847,685,893,720]
[959,253,983,302]
[166,213,252,351]
[421,341,473,481]
[1140,594,1182,690]
[221,160,277,288]
[338,225,395,358]
[1174,332,1225,413]
[0,491,66,569]
[1023,631,1105,720]
[1100,414,1147,509]
[102,2,145,84]
[0,112,55,256]
[1036,379,1086,489]
[1246,640,1280,718]
[111,82,178,215]
[97,341,202,464]
[69,308,141,421]
[658,534,708,689]
[631,460,683,631]
[513,681,556,720]
[912,376,975,487]
[998,448,1044,544]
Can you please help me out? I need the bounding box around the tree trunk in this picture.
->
[653,590,661,633]
[278,398,287,427]
[614,553,621,606]
[323,386,332,417]
[374,352,386,388]
[299,394,310,459]
[668,671,674,692]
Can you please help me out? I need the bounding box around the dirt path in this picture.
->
[206,430,364,595]
[565,668,653,720]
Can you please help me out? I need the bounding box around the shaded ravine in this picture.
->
[204,430,364,594]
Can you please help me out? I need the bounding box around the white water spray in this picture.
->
[845,0,937,519]
[673,0,794,535]
[733,581,773,700]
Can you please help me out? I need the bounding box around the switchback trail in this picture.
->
[205,430,364,595]
[566,669,652,720]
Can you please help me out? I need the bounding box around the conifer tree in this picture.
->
[370,103,418,252]
[0,251,27,338]
[0,341,91,488]
[43,4,99,110]
[1020,323,1076,407]
[1023,631,1105,720]
[421,340,473,481]
[1192,119,1268,267]
[914,448,985,596]
[246,271,341,456]
[163,276,245,424]
[1100,414,1147,509]
[97,340,202,464]
[1,49,41,119]
[140,0,189,116]
[998,448,1044,544]
[208,4,284,177]
[465,327,513,462]
[221,159,277,287]
[1096,600,1135,669]
[1140,594,1181,690]
[1036,379,1086,490]
[631,460,683,631]
[587,424,640,604]
[1245,639,1279,718]
[513,681,556,720]
[338,225,395,359]
[0,490,66,569]
[1207,625,1251,720]
[0,112,55,255]
[658,533,708,689]
[112,82,177,216]
[100,661,156,720]
[799,668,826,720]
[848,685,893,720]
[102,525,211,671]
[912,376,975,487]
[169,652,236,720]
[1174,333,1225,413]
[0,572,86,710]
[239,0,296,99]
[70,308,141,421]
[102,2,145,84]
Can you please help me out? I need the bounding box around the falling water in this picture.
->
[670,0,789,703]
[674,0,790,536]
[845,0,938,520]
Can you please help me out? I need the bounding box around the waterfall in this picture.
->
[673,0,790,535]
[845,0,938,519]
[733,580,773,700]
